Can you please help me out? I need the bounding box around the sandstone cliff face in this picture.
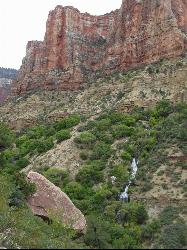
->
[12,0,187,95]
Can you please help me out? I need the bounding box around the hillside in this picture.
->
[0,56,187,249]
[0,56,186,130]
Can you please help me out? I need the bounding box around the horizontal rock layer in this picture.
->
[12,0,187,95]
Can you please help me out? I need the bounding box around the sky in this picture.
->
[0,0,122,69]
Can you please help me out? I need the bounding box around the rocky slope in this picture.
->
[12,0,187,95]
[1,55,186,130]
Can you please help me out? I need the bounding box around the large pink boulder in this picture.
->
[27,171,86,233]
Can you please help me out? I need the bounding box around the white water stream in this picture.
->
[119,158,138,202]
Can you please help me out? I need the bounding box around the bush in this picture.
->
[76,164,104,186]
[43,168,69,187]
[142,220,161,240]
[91,185,112,210]
[135,205,149,225]
[155,100,174,118]
[0,123,15,151]
[112,125,135,139]
[74,132,96,147]
[44,126,56,137]
[9,189,25,208]
[110,165,129,187]
[94,131,114,144]
[80,151,89,160]
[107,112,126,123]
[19,139,39,156]
[84,215,112,249]
[91,142,112,160]
[16,135,30,147]
[37,137,54,154]
[54,115,80,131]
[119,202,148,225]
[9,173,36,207]
[55,130,71,143]
[95,119,111,131]
[160,206,179,225]
[16,158,30,169]
[121,152,132,161]
[178,124,187,141]
[64,182,91,200]
[27,125,46,139]
[159,223,187,249]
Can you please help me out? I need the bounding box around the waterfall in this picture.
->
[119,158,138,202]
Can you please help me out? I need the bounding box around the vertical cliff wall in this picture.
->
[12,0,187,95]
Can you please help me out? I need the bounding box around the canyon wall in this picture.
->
[12,0,187,95]
[0,68,17,102]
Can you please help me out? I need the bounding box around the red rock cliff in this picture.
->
[12,0,187,95]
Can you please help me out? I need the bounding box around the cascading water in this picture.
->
[119,158,139,202]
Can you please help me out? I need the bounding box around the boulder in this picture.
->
[27,171,86,233]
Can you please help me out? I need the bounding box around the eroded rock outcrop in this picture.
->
[12,0,187,95]
[27,171,86,232]
[0,81,11,103]
[0,68,17,103]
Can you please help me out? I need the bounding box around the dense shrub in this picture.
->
[76,164,104,186]
[95,119,111,131]
[16,135,30,147]
[119,202,148,225]
[74,132,96,147]
[91,142,112,160]
[9,173,36,207]
[93,131,114,144]
[79,151,87,160]
[54,115,80,131]
[160,206,179,225]
[154,100,174,118]
[27,125,46,139]
[55,130,71,143]
[37,137,54,153]
[159,223,187,249]
[91,186,113,210]
[64,182,92,200]
[110,165,129,187]
[121,152,132,161]
[43,168,70,188]
[84,215,113,249]
[16,158,30,169]
[142,220,161,240]
[112,125,135,139]
[0,123,15,151]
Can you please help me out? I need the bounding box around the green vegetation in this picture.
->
[0,102,187,249]
[55,129,71,143]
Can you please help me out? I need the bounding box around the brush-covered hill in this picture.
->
[0,56,186,249]
[0,56,187,130]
